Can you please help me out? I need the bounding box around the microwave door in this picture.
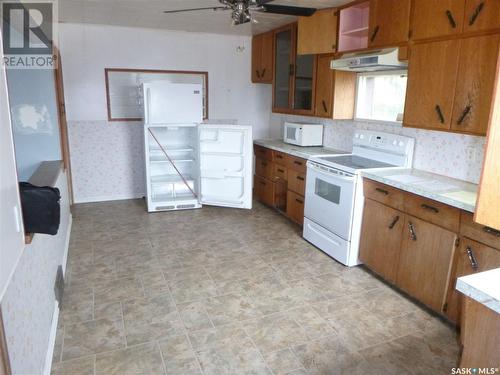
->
[285,126,299,144]
[304,166,356,240]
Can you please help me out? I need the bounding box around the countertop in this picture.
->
[254,139,347,159]
[456,268,500,314]
[361,168,478,212]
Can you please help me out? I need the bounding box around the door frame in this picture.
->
[0,309,11,375]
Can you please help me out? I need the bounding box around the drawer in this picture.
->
[288,169,306,196]
[460,211,500,250]
[363,179,405,211]
[273,151,287,164]
[285,154,307,174]
[255,175,275,207]
[404,193,460,232]
[286,190,305,225]
[273,163,288,181]
[254,144,273,160]
[255,157,273,180]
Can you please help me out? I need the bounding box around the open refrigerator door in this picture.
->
[198,124,253,209]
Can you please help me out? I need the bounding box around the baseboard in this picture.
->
[74,193,144,204]
[42,301,59,375]
[61,215,72,275]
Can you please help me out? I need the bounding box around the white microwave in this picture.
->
[283,122,323,146]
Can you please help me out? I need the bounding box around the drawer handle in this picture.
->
[483,226,500,237]
[466,246,479,270]
[322,100,328,113]
[408,222,417,241]
[262,161,268,166]
[259,181,266,186]
[388,215,400,230]
[370,25,379,42]
[294,161,303,166]
[457,105,472,125]
[421,203,439,214]
[297,176,305,181]
[261,68,266,78]
[435,104,445,124]
[276,154,283,159]
[445,10,457,28]
[375,188,389,195]
[468,1,484,26]
[277,168,285,173]
[256,69,261,79]
[295,198,304,204]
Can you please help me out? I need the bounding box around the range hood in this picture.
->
[331,48,407,72]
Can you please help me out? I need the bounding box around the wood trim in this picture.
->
[53,48,74,205]
[104,68,209,121]
[0,309,11,375]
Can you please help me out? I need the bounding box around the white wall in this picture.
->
[0,32,25,303]
[2,170,71,375]
[270,114,486,184]
[59,23,272,203]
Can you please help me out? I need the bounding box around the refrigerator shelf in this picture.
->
[151,192,197,203]
[149,156,195,163]
[200,151,242,157]
[149,146,195,153]
[150,174,194,183]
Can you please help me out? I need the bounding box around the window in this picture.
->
[355,71,407,123]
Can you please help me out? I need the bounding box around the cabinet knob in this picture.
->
[322,100,328,113]
[388,215,400,229]
[456,105,472,125]
[256,69,261,79]
[370,25,380,43]
[435,105,445,124]
[408,222,417,241]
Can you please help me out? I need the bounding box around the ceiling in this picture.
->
[59,0,351,35]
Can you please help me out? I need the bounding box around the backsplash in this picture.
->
[270,114,486,184]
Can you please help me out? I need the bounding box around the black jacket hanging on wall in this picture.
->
[19,182,61,235]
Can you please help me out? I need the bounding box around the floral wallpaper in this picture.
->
[271,115,486,184]
[68,121,146,203]
[1,171,71,375]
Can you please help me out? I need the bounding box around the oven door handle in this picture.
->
[308,163,355,183]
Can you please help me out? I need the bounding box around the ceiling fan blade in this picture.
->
[163,6,228,14]
[258,4,316,16]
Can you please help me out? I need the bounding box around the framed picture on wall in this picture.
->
[105,68,209,121]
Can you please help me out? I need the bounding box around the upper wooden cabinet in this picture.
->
[451,34,500,134]
[314,54,356,119]
[411,0,500,41]
[368,0,411,47]
[251,31,274,84]
[411,0,466,40]
[405,35,500,135]
[404,39,460,131]
[464,0,500,33]
[273,24,316,115]
[297,8,338,55]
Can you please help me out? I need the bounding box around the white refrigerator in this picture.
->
[143,82,253,212]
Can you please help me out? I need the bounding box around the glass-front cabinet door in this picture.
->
[273,26,293,111]
[272,24,316,115]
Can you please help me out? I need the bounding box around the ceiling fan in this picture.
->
[163,0,317,25]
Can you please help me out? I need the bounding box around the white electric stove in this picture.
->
[303,130,415,266]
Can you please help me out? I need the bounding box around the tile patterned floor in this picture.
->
[51,199,460,375]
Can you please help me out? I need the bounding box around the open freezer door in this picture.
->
[198,124,253,209]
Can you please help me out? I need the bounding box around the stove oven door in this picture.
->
[304,161,356,241]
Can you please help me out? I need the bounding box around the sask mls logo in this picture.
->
[1,0,57,69]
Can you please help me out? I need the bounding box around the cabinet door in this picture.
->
[445,238,500,323]
[273,26,294,111]
[255,157,274,180]
[293,53,316,113]
[411,0,466,40]
[368,0,411,47]
[314,54,334,117]
[260,31,274,83]
[254,175,275,207]
[359,199,404,283]
[464,0,500,33]
[286,190,305,225]
[297,8,338,55]
[252,33,263,83]
[396,215,457,312]
[404,40,460,131]
[451,34,500,135]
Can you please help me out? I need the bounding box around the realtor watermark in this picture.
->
[1,0,58,69]
[452,368,499,374]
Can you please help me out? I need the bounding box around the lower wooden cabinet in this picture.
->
[286,190,305,225]
[396,215,457,312]
[254,175,275,207]
[445,238,500,322]
[359,199,403,283]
